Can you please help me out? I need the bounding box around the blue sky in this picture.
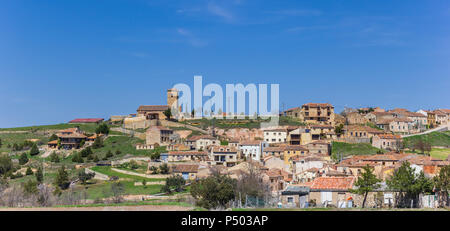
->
[1,0,449,128]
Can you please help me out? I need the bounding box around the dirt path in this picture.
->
[0,205,193,211]
[111,168,169,179]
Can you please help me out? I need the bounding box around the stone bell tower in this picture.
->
[167,88,180,116]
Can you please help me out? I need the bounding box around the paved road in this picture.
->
[402,124,450,138]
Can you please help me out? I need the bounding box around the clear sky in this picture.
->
[1,0,449,128]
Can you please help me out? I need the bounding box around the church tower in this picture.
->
[167,88,179,114]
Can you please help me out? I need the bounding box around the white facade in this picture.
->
[264,129,287,144]
[239,141,269,161]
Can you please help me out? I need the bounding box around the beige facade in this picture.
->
[146,126,173,146]
[210,146,238,167]
[284,103,335,125]
[372,134,402,151]
[301,103,335,126]
[346,112,369,125]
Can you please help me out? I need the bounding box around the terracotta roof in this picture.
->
[137,105,169,112]
[211,146,238,153]
[310,177,355,191]
[302,103,334,108]
[263,146,285,152]
[69,118,104,123]
[375,134,402,139]
[309,124,334,129]
[186,135,217,141]
[167,151,208,156]
[57,132,87,139]
[47,140,58,144]
[263,128,287,132]
[284,145,308,151]
[344,125,384,133]
[240,140,263,146]
[285,107,301,112]
[173,164,199,173]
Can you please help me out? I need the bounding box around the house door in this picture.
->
[299,195,307,208]
[321,192,332,205]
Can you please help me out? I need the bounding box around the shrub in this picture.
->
[19,153,29,165]
[26,166,33,175]
[29,143,39,156]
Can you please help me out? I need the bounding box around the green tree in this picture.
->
[161,175,186,194]
[78,170,95,185]
[163,108,172,120]
[19,153,29,165]
[50,152,60,163]
[433,165,450,207]
[387,161,433,208]
[334,124,344,135]
[0,138,2,148]
[350,165,381,208]
[95,123,110,135]
[26,166,33,175]
[190,172,236,210]
[93,155,99,162]
[0,155,13,176]
[159,163,169,174]
[29,143,40,156]
[23,179,38,196]
[72,152,84,163]
[105,150,113,159]
[54,165,70,190]
[35,166,43,184]
[49,134,58,141]
[92,137,104,149]
[142,179,147,188]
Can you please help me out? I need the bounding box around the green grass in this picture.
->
[407,148,450,160]
[331,141,384,159]
[181,116,305,130]
[90,166,165,182]
[0,123,99,133]
[72,181,163,200]
[54,200,193,208]
[404,131,450,148]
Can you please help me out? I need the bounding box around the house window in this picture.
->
[287,197,294,203]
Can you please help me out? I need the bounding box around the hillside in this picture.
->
[403,131,450,147]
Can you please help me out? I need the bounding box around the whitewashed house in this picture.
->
[239,140,269,161]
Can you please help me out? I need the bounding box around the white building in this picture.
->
[239,140,269,161]
[263,128,287,144]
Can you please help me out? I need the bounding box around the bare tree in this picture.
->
[235,162,271,205]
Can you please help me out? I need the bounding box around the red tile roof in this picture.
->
[310,177,355,191]
[137,105,169,112]
[173,164,199,173]
[69,118,104,123]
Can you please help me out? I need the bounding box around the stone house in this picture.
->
[372,134,402,151]
[146,126,173,146]
[305,140,331,155]
[346,112,369,125]
[309,177,355,207]
[172,164,199,180]
[185,135,220,151]
[210,146,238,167]
[283,145,309,164]
[161,151,208,162]
[287,127,312,145]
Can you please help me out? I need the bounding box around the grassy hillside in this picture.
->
[403,131,450,147]
[181,116,305,130]
[331,141,384,159]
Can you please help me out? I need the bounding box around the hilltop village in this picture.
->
[0,88,449,210]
